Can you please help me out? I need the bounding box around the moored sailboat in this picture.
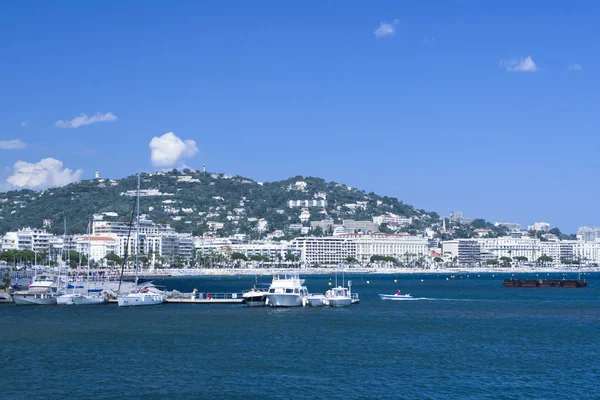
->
[118,174,165,307]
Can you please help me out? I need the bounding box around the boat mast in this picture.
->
[135,173,140,289]
[63,213,67,293]
[86,219,91,291]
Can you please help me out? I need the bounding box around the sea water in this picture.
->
[1,273,599,399]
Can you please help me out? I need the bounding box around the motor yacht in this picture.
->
[326,286,352,307]
[242,283,270,307]
[12,274,60,306]
[264,273,308,307]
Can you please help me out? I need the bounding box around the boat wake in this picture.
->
[384,297,473,301]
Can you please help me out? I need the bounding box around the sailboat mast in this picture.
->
[63,214,67,293]
[135,173,140,288]
[86,219,91,288]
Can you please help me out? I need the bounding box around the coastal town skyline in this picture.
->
[2,2,599,232]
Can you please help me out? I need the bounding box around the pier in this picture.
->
[108,292,244,304]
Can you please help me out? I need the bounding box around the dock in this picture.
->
[108,292,244,304]
[107,298,243,304]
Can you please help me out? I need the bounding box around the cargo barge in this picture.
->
[503,278,587,288]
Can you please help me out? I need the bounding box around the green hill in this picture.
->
[0,169,509,239]
[0,169,442,237]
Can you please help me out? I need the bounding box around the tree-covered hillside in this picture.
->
[0,169,445,237]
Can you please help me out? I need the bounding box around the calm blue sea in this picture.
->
[1,272,599,400]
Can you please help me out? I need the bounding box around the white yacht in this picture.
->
[12,274,60,306]
[72,221,109,306]
[326,286,352,307]
[264,273,308,307]
[72,289,109,305]
[118,284,165,306]
[306,293,328,307]
[242,283,270,307]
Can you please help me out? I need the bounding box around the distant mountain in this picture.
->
[0,169,503,239]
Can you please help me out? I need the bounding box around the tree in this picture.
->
[231,252,248,261]
[433,257,444,263]
[514,256,528,262]
[485,259,499,265]
[285,253,299,262]
[345,256,358,263]
[499,256,512,266]
[537,255,553,263]
[312,227,325,237]
[104,252,122,267]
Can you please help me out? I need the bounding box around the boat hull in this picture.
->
[56,294,79,305]
[242,294,266,307]
[328,297,352,307]
[265,293,303,307]
[503,279,587,288]
[72,295,108,305]
[306,295,328,307]
[118,293,165,307]
[12,293,57,305]
[379,294,413,300]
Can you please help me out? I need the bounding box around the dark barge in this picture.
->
[503,278,587,288]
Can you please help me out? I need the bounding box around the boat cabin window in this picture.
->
[285,289,294,294]
[294,288,299,293]
[269,288,275,293]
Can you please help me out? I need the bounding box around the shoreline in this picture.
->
[128,266,599,277]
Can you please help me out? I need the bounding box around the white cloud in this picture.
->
[0,139,27,150]
[149,132,199,168]
[20,121,29,127]
[502,56,538,72]
[374,19,399,37]
[55,112,117,128]
[6,158,83,189]
[568,64,582,71]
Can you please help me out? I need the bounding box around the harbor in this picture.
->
[2,272,599,400]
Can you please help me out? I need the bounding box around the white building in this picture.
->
[442,240,481,265]
[288,199,327,208]
[373,213,411,227]
[76,236,119,262]
[1,228,51,252]
[291,236,357,265]
[352,234,429,264]
[342,220,379,234]
[475,237,540,261]
[577,226,600,242]
[528,222,551,232]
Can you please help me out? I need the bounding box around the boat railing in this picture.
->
[189,292,244,300]
[351,293,360,300]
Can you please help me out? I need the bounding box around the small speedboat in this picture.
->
[378,293,413,300]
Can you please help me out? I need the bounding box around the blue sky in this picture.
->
[1,1,598,232]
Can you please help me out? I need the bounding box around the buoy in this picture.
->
[328,282,332,286]
[478,275,480,278]
[366,280,370,284]
[394,279,397,283]
[420,279,424,282]
[446,278,449,281]
[492,275,495,277]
